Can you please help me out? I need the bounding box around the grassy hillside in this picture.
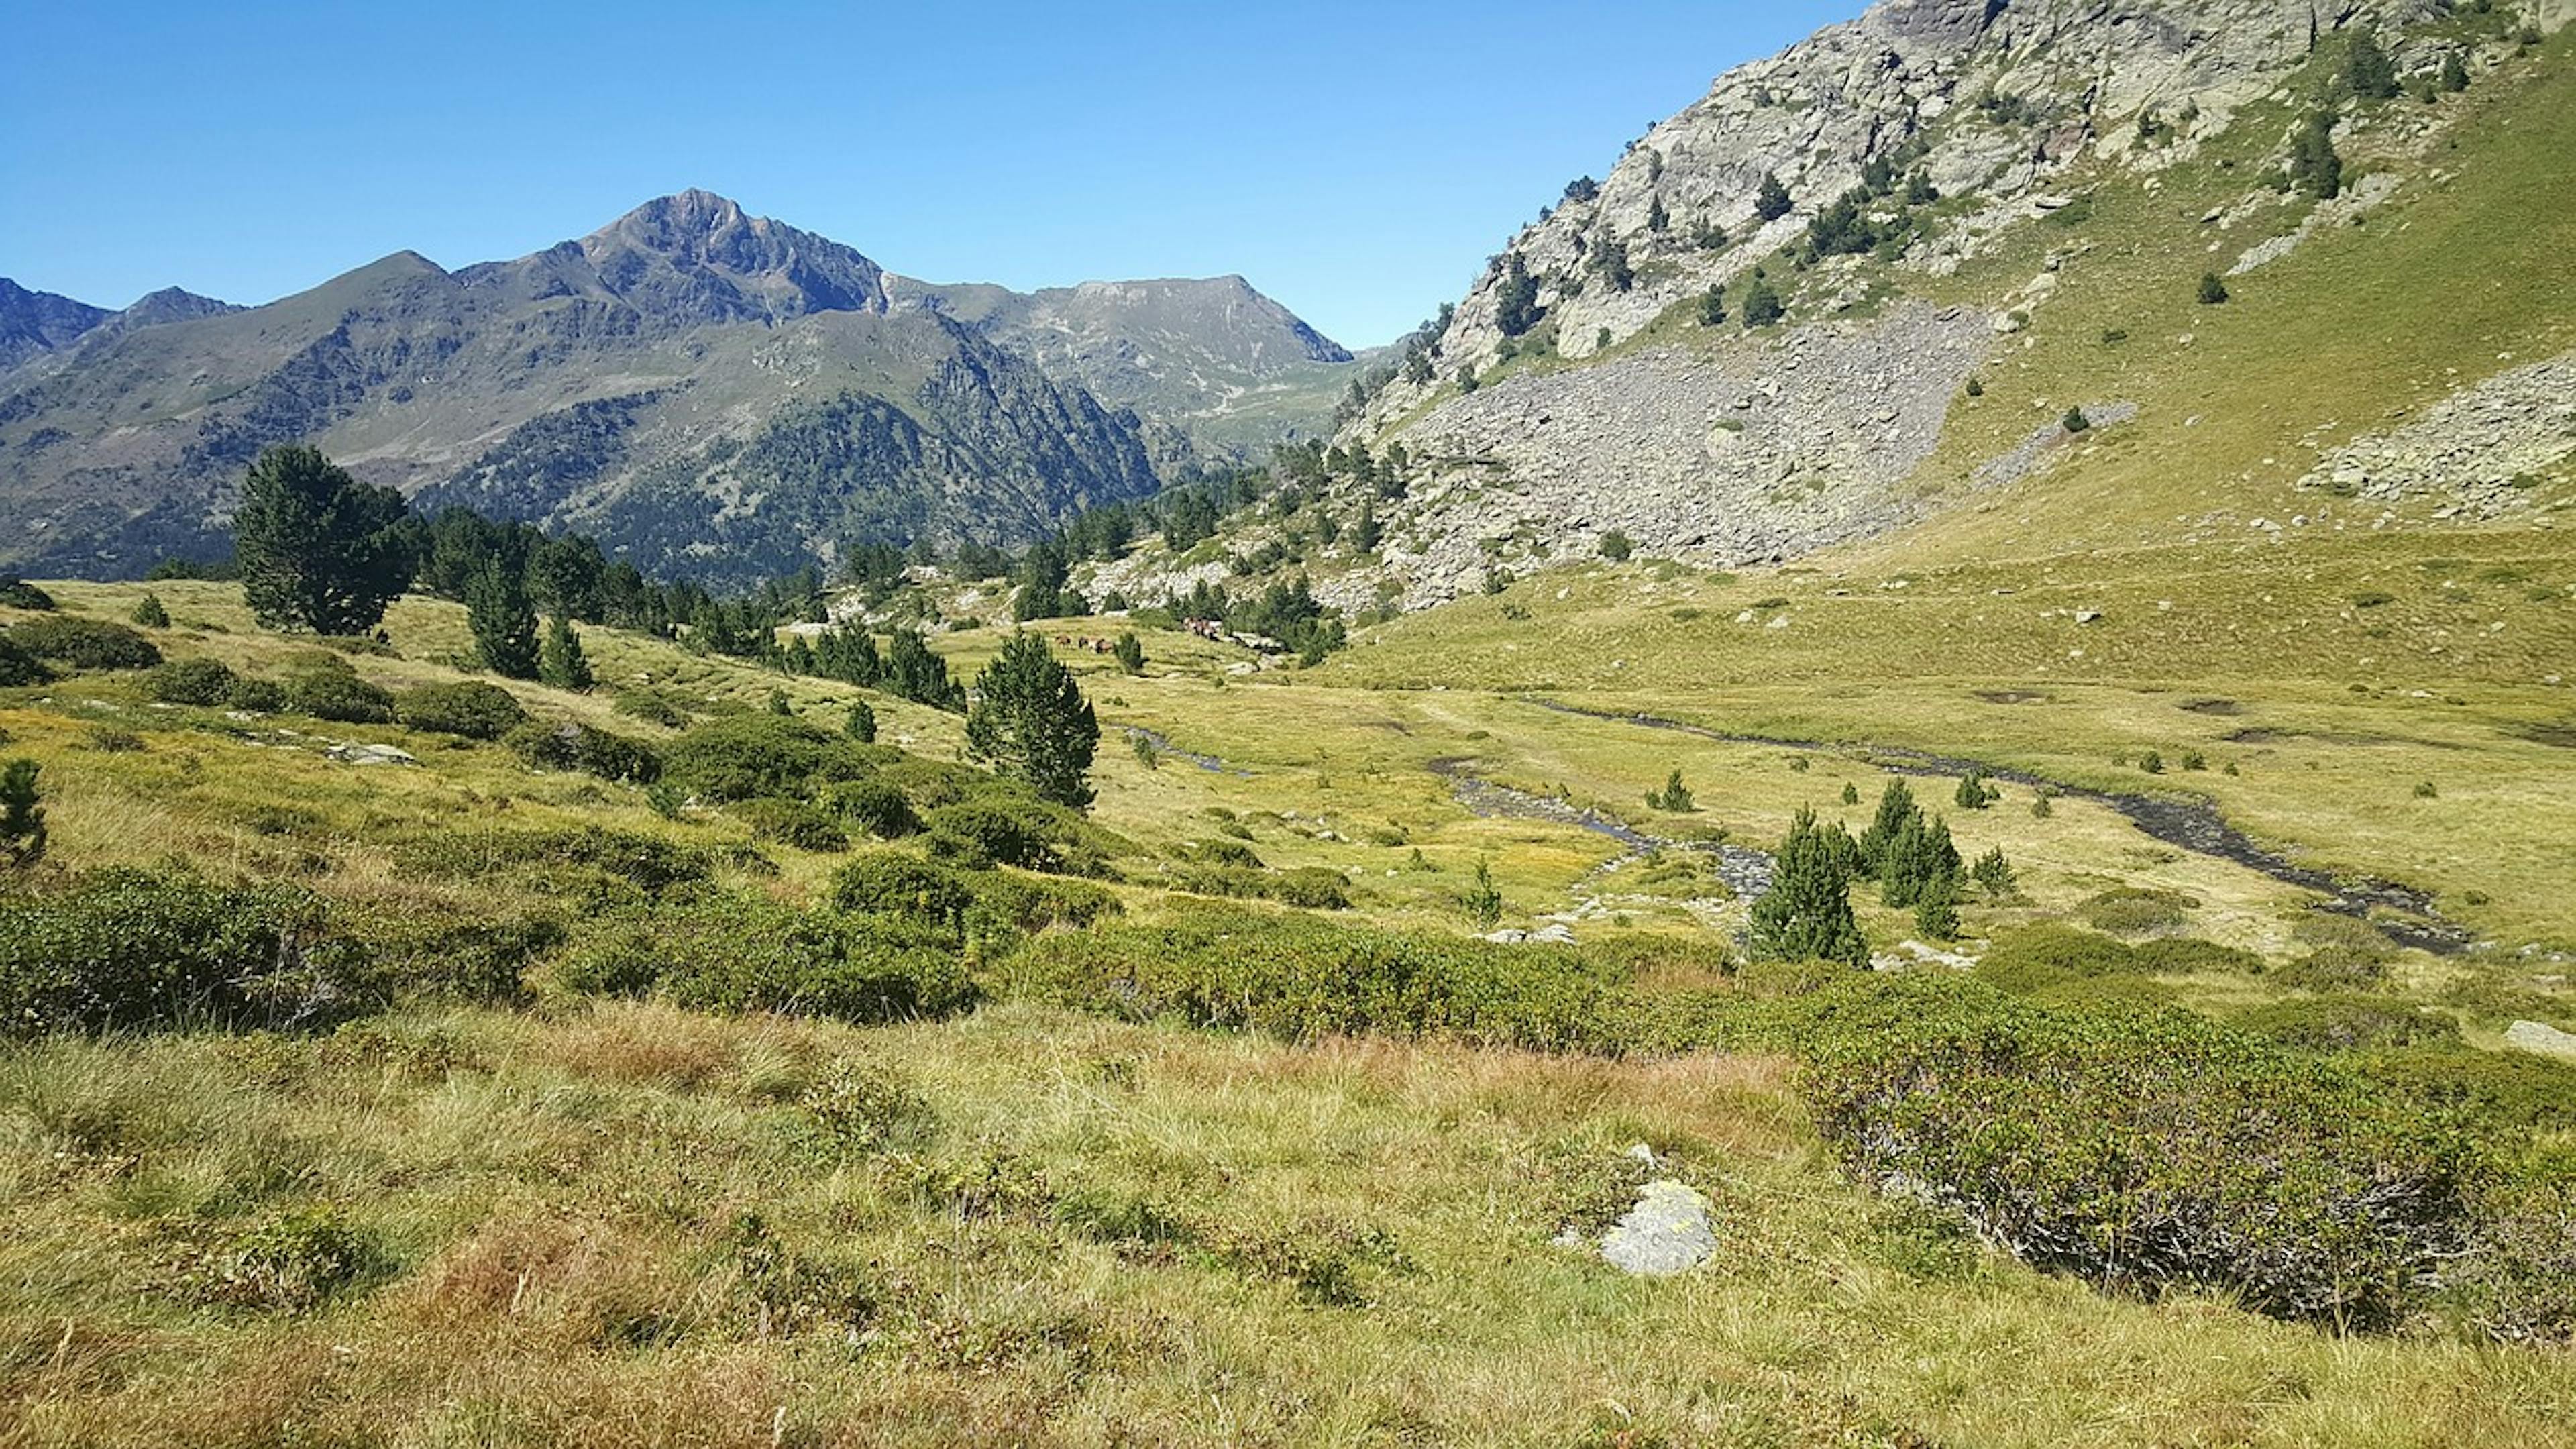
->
[6,573,2576,1444]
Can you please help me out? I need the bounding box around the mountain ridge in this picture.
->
[0,191,1356,582]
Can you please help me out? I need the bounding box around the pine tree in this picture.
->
[1462,860,1504,928]
[1740,274,1786,327]
[1495,254,1544,338]
[1,758,44,869]
[1114,632,1146,675]
[234,443,417,635]
[966,633,1100,808]
[2288,112,2342,199]
[1955,770,1995,810]
[2345,30,2400,101]
[539,613,594,690]
[845,699,876,743]
[467,556,539,679]
[1699,283,1728,327]
[131,592,170,629]
[1972,845,2017,898]
[2441,51,2470,93]
[2198,272,2230,305]
[1750,808,1868,968]
[2063,406,2092,433]
[1841,781,1860,806]
[1647,193,1669,232]
[1648,769,1693,812]
[1754,172,1793,221]
[767,687,793,716]
[1913,873,1961,940]
[1856,779,1921,877]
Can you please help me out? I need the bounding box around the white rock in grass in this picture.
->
[1600,1181,1715,1276]
[2504,1020,2576,1061]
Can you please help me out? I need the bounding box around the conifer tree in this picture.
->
[467,556,539,679]
[1495,254,1544,338]
[539,613,593,691]
[1740,274,1786,327]
[1750,808,1868,968]
[1913,873,1962,940]
[2345,30,2400,101]
[234,443,417,635]
[1856,779,1921,877]
[1,758,44,869]
[131,592,170,628]
[845,698,876,743]
[2198,272,2230,305]
[1114,632,1146,675]
[966,633,1100,808]
[1972,845,2017,898]
[2441,51,2471,93]
[1754,171,1792,221]
[1699,283,1728,327]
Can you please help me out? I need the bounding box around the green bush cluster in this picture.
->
[0,635,50,686]
[922,796,1112,876]
[828,850,1120,945]
[1166,861,1353,910]
[1014,902,1644,1053]
[287,669,394,724]
[661,715,868,802]
[1975,923,2258,998]
[0,867,376,1034]
[0,576,58,611]
[738,798,851,853]
[149,657,240,706]
[393,681,529,740]
[1800,977,2483,1327]
[6,616,162,670]
[826,778,920,839]
[2236,995,2461,1052]
[400,824,712,906]
[557,892,977,1024]
[504,720,661,784]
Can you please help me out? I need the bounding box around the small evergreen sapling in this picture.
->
[1972,845,2016,898]
[131,593,171,628]
[1,758,43,868]
[1113,632,1145,675]
[2198,272,2230,305]
[844,700,876,743]
[539,614,593,691]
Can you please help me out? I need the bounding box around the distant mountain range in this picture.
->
[0,190,1359,583]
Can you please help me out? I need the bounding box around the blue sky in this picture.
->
[0,1,1857,347]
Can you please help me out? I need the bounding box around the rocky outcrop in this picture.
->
[1333,0,2464,604]
[2296,347,2576,518]
[1341,302,1987,609]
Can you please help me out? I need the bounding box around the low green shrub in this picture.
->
[195,1205,383,1312]
[739,798,850,853]
[2235,995,2461,1051]
[2077,886,2194,935]
[661,715,868,802]
[1800,977,2483,1327]
[0,867,376,1034]
[149,657,239,706]
[2357,1045,2576,1133]
[924,797,1086,873]
[2449,1155,2576,1344]
[1015,902,1640,1052]
[829,853,980,929]
[826,777,920,839]
[612,688,689,728]
[1167,862,1352,910]
[393,680,528,740]
[0,577,58,611]
[1975,924,2256,998]
[226,676,287,712]
[352,910,564,1003]
[504,721,661,783]
[557,894,976,1024]
[0,636,50,686]
[7,616,161,670]
[286,670,394,724]
[401,825,712,903]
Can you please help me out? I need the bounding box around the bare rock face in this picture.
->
[1338,0,2449,605]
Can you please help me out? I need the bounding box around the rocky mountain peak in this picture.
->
[576,189,889,323]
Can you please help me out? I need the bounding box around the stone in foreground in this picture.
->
[2504,1020,2576,1061]
[1599,1180,1717,1277]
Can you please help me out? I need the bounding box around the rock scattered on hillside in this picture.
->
[2296,347,2576,517]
